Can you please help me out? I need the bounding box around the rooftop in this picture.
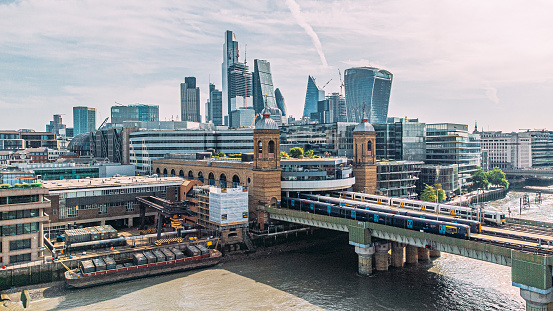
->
[43,176,184,191]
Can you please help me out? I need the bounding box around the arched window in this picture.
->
[268,140,275,158]
[208,172,215,186]
[156,168,160,175]
[258,140,263,158]
[170,169,176,177]
[179,170,184,178]
[163,168,167,177]
[198,171,204,183]
[232,175,240,188]
[220,174,227,188]
[367,140,372,155]
[247,178,251,183]
[188,170,194,180]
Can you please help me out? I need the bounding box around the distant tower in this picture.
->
[251,107,281,231]
[303,76,325,118]
[352,111,377,194]
[180,77,201,122]
[274,88,287,116]
[344,67,392,123]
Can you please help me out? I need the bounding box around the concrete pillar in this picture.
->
[429,250,441,258]
[128,217,134,228]
[418,247,430,261]
[100,219,106,226]
[391,242,405,268]
[520,288,553,311]
[355,246,375,276]
[405,245,418,264]
[375,243,391,271]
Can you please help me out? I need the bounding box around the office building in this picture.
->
[227,63,252,125]
[46,114,67,136]
[527,130,553,167]
[373,118,426,162]
[0,131,25,150]
[417,164,459,197]
[275,88,287,116]
[280,122,357,157]
[230,108,256,128]
[111,104,159,125]
[180,77,201,123]
[208,83,223,125]
[344,67,393,123]
[252,59,278,115]
[376,161,423,198]
[20,132,57,149]
[303,76,325,118]
[73,107,97,136]
[327,92,347,122]
[222,30,239,125]
[13,162,135,181]
[480,131,532,170]
[311,99,333,124]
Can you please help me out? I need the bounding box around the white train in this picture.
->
[332,191,506,226]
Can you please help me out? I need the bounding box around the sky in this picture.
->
[1,0,552,132]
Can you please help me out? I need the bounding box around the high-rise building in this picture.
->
[527,130,553,167]
[480,131,532,170]
[274,88,287,117]
[208,83,223,125]
[180,77,201,122]
[222,30,239,125]
[303,76,325,118]
[373,117,426,162]
[327,93,347,122]
[111,104,159,125]
[252,59,278,115]
[46,114,66,136]
[73,106,96,136]
[227,63,252,125]
[344,67,393,123]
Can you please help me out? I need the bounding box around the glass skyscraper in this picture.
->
[111,104,159,125]
[227,62,252,125]
[303,76,325,118]
[252,59,278,115]
[180,77,201,122]
[344,67,393,124]
[275,88,287,116]
[222,30,239,125]
[73,106,96,136]
[208,83,223,125]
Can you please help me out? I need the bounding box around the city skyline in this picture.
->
[1,1,553,131]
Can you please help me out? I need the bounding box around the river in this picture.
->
[28,190,553,311]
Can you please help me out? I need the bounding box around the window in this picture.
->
[126,202,135,212]
[9,239,31,251]
[10,253,31,264]
[60,206,78,219]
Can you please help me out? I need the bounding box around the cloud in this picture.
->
[483,82,500,105]
[285,0,328,68]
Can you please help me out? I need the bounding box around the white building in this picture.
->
[480,131,532,169]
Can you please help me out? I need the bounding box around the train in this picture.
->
[281,197,471,240]
[300,194,482,234]
[332,191,506,226]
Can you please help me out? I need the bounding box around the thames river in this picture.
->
[28,190,552,311]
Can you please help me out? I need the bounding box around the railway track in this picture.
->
[472,234,553,256]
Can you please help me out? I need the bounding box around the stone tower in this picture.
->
[251,107,281,230]
[352,114,377,193]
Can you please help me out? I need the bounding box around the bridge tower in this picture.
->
[352,112,377,194]
[251,107,281,231]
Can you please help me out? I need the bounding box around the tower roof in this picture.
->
[255,107,278,130]
[353,111,375,132]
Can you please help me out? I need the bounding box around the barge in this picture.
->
[65,246,222,288]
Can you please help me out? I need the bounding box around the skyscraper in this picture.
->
[111,104,159,125]
[227,62,252,125]
[180,77,201,122]
[344,67,393,124]
[46,114,66,136]
[303,76,325,118]
[222,30,239,125]
[73,106,96,136]
[252,59,278,115]
[274,88,287,117]
[327,92,347,122]
[208,83,223,125]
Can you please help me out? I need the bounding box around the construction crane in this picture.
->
[250,114,259,128]
[114,101,124,106]
[98,117,109,130]
[321,79,332,89]
[338,69,344,95]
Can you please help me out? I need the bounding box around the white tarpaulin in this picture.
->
[209,186,248,224]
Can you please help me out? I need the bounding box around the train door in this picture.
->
[439,225,446,234]
[374,214,379,223]
[407,219,413,229]
[351,209,356,219]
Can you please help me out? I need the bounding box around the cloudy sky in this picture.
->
[1,0,552,132]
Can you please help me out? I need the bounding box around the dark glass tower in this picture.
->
[222,30,239,125]
[180,77,201,122]
[275,88,287,116]
[252,59,278,115]
[344,67,393,124]
[208,83,223,125]
[303,76,325,118]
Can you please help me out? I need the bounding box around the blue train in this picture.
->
[281,197,471,240]
[300,194,482,234]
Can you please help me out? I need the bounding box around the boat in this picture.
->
[65,248,222,288]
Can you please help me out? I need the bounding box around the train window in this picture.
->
[351,210,356,218]
[291,200,295,206]
[310,204,314,210]
[327,206,331,214]
[484,214,492,219]
[374,214,379,222]
[445,226,458,234]
[500,214,505,219]
[407,219,413,229]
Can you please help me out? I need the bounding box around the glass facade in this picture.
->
[529,130,553,167]
[344,67,393,123]
[252,59,278,115]
[376,161,422,198]
[180,77,201,123]
[208,83,223,125]
[73,106,97,136]
[280,122,357,157]
[222,30,239,125]
[111,104,159,125]
[303,76,325,118]
[275,88,287,116]
[281,158,352,181]
[373,118,426,162]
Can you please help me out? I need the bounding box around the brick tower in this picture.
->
[352,113,377,193]
[251,108,281,230]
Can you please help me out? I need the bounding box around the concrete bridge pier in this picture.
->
[520,289,553,311]
[391,242,405,268]
[375,243,391,271]
[418,247,430,262]
[429,250,441,258]
[355,246,375,276]
[405,245,418,264]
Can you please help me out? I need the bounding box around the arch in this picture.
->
[367,140,372,155]
[170,169,176,177]
[163,168,168,177]
[268,140,275,158]
[179,170,184,178]
[270,197,278,207]
[156,168,160,175]
[247,177,251,184]
[232,175,240,188]
[188,170,194,180]
[208,172,215,186]
[198,171,204,183]
[220,174,227,188]
[258,140,263,158]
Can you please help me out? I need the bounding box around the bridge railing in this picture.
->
[507,217,553,229]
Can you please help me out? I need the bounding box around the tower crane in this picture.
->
[338,69,344,96]
[321,79,332,89]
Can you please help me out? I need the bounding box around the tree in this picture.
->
[289,147,304,158]
[487,167,509,188]
[471,167,489,190]
[305,150,314,157]
[217,152,226,158]
[280,151,289,159]
[433,184,446,202]
[420,184,436,202]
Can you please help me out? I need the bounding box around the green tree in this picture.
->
[216,152,226,158]
[471,167,489,190]
[487,167,509,188]
[420,184,437,202]
[433,184,446,202]
[289,147,304,158]
[305,150,314,157]
[280,151,289,159]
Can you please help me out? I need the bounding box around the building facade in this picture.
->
[222,30,239,126]
[111,104,159,125]
[280,122,357,157]
[274,88,287,117]
[73,106,97,136]
[252,59,278,115]
[352,117,377,194]
[373,118,426,162]
[20,132,57,149]
[303,76,325,118]
[208,83,223,125]
[480,131,532,170]
[230,108,256,128]
[528,130,553,167]
[227,63,253,125]
[344,67,393,124]
[327,92,347,122]
[376,161,423,198]
[180,77,201,123]
[46,114,67,136]
[0,131,25,150]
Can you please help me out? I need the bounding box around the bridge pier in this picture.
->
[520,289,553,311]
[405,245,418,264]
[429,250,441,258]
[375,243,390,271]
[355,246,375,276]
[391,242,405,268]
[418,247,430,262]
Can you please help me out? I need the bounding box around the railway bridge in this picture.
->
[268,207,553,310]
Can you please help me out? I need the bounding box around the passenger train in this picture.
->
[300,194,481,233]
[281,197,471,239]
[331,191,506,226]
